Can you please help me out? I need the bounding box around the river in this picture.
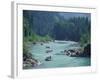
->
[29,40,90,69]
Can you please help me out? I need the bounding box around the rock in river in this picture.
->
[45,56,52,61]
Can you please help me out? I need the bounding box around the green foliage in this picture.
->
[80,32,90,47]
[23,11,90,48]
[23,41,33,61]
[23,15,52,43]
[23,17,35,61]
[29,34,52,42]
[53,17,90,42]
[23,17,30,37]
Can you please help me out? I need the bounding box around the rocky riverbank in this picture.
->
[23,41,42,69]
[23,51,39,69]
[64,44,91,57]
[23,41,91,69]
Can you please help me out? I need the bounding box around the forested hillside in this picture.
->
[23,10,90,46]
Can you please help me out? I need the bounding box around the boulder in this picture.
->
[65,48,83,57]
[45,56,52,61]
[41,43,43,45]
[66,44,91,57]
[23,58,39,69]
[46,46,50,48]
[46,50,53,53]
[33,42,36,45]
